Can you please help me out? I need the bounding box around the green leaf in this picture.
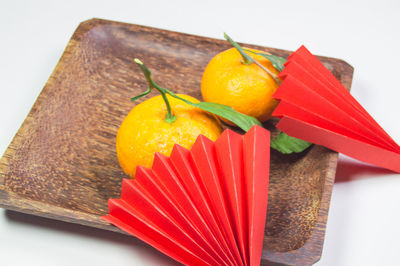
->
[164,90,262,132]
[245,49,286,72]
[224,33,254,65]
[270,131,312,154]
[224,33,282,85]
[193,102,262,132]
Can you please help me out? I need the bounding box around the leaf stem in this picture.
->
[224,33,253,65]
[164,89,192,105]
[223,33,281,85]
[134,59,176,124]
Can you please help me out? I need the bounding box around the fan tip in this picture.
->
[136,165,150,176]
[216,128,242,144]
[100,214,112,223]
[153,152,169,161]
[122,178,133,186]
[171,143,189,154]
[193,134,213,146]
[298,44,308,50]
[245,124,271,141]
[248,124,268,132]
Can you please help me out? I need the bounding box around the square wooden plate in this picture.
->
[0,18,353,265]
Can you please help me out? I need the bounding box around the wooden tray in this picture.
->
[0,18,353,265]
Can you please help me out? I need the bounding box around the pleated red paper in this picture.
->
[273,45,400,173]
[103,125,270,266]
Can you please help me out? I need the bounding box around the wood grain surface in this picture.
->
[0,18,353,265]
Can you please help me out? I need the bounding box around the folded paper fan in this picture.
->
[273,45,400,173]
[103,125,270,266]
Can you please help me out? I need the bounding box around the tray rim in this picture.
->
[0,18,354,265]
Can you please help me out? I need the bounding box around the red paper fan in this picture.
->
[103,125,271,266]
[273,45,400,173]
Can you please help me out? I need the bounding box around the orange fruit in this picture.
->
[116,94,222,177]
[201,47,280,122]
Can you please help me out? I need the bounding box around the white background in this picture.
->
[1,1,400,265]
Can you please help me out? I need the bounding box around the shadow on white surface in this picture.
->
[320,155,400,266]
[4,210,179,265]
[335,159,394,183]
